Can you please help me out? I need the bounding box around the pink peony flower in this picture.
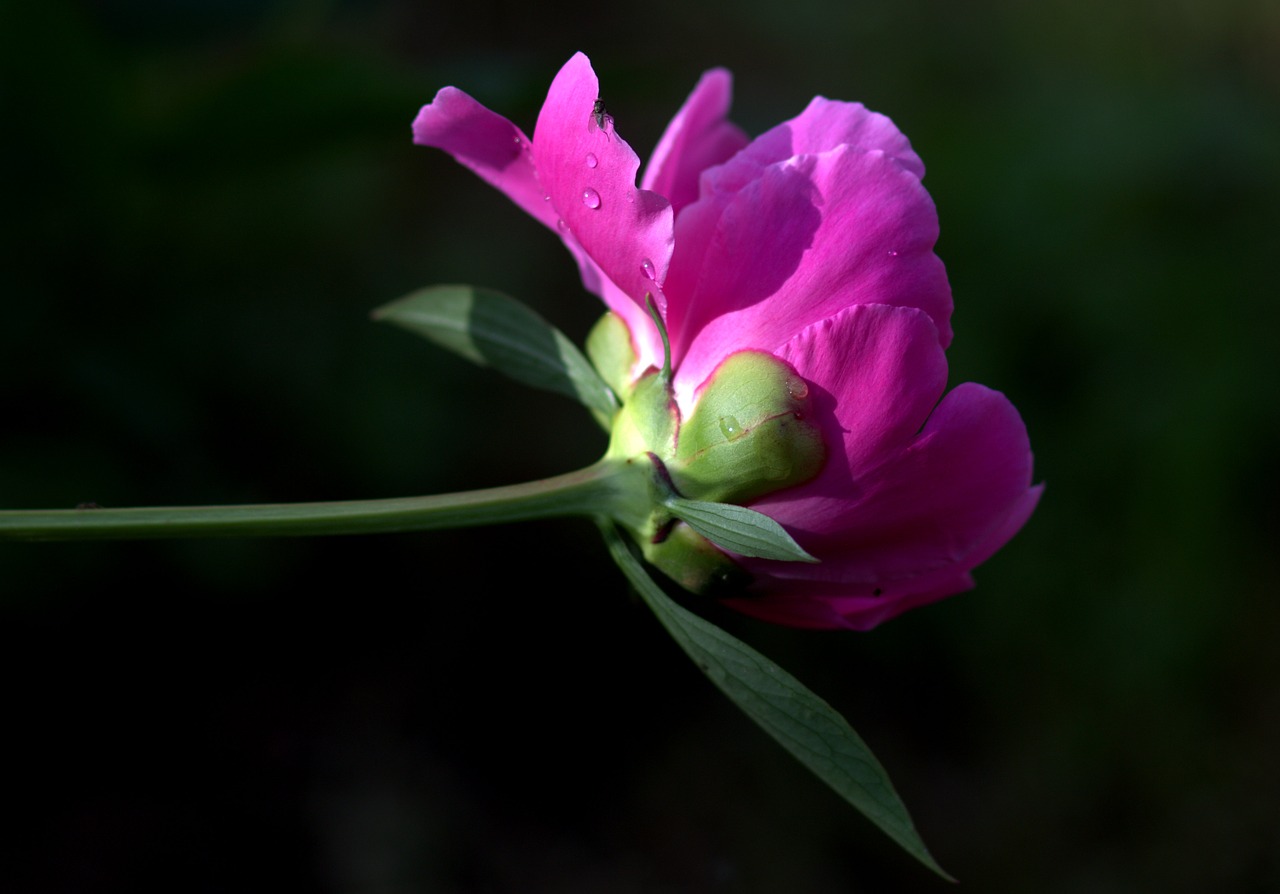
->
[413,52,1041,630]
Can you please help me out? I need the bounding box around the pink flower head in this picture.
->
[413,53,1041,630]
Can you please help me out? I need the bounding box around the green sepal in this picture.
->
[605,369,680,463]
[600,521,953,881]
[671,350,826,504]
[373,285,618,429]
[585,311,637,400]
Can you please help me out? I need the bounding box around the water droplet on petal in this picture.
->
[640,258,656,280]
[585,153,598,168]
[887,249,899,257]
[556,218,568,232]
[581,188,601,209]
[786,375,809,401]
[719,416,744,441]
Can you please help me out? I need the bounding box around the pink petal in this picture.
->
[667,144,952,406]
[412,87,558,232]
[730,473,1041,630]
[707,96,925,195]
[746,382,1038,596]
[769,303,949,488]
[641,68,749,217]
[532,53,674,323]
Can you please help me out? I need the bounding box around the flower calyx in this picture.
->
[592,310,826,593]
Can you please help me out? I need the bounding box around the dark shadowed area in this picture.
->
[2,0,1277,891]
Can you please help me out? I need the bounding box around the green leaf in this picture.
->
[600,521,953,881]
[664,496,817,563]
[373,285,619,426]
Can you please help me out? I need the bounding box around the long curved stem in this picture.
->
[0,457,652,542]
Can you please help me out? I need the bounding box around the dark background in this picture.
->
[2,1,1277,891]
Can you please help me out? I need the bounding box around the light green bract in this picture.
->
[0,284,950,878]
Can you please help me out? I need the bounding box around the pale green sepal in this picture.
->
[664,496,817,563]
[585,311,636,400]
[605,369,679,462]
[374,285,618,427]
[599,522,954,881]
[671,350,826,504]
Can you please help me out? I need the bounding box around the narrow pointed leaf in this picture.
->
[374,285,618,424]
[665,496,817,562]
[600,522,952,880]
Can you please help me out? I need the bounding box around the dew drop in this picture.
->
[786,375,809,401]
[585,152,598,168]
[556,218,568,232]
[581,187,601,209]
[719,416,744,440]
[640,257,656,280]
[887,249,899,258]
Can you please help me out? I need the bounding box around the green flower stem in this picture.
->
[0,457,654,542]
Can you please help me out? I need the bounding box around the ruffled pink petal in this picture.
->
[532,53,674,321]
[728,472,1040,630]
[704,96,925,197]
[412,87,558,233]
[746,382,1038,594]
[768,303,949,492]
[641,68,749,217]
[667,144,952,407]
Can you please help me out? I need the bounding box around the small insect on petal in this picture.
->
[589,98,614,137]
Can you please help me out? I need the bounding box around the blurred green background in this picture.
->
[2,0,1277,891]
